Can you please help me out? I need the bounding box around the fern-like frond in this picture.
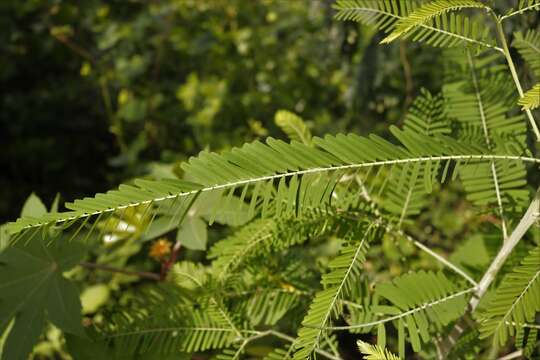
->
[357,340,400,360]
[209,219,275,281]
[7,130,540,245]
[243,289,301,326]
[479,246,540,346]
[100,282,246,355]
[513,30,540,77]
[444,50,529,223]
[381,0,488,44]
[209,208,352,282]
[293,223,379,359]
[334,0,498,51]
[446,328,482,359]
[344,281,380,334]
[275,110,312,145]
[501,0,540,21]
[520,327,539,358]
[403,88,450,136]
[108,303,243,354]
[333,0,419,32]
[381,89,450,223]
[375,271,470,352]
[519,83,540,110]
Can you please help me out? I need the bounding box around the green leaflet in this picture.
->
[504,0,540,20]
[444,49,529,217]
[101,281,244,355]
[0,238,86,360]
[403,88,450,136]
[263,347,293,360]
[65,332,189,360]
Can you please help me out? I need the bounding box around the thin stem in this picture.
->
[465,49,508,240]
[472,191,540,309]
[268,330,344,360]
[440,187,540,356]
[505,321,540,329]
[497,349,523,360]
[500,3,540,21]
[79,261,161,281]
[440,14,540,355]
[50,32,95,63]
[400,230,479,287]
[324,288,475,330]
[354,175,478,287]
[12,154,540,234]
[493,14,540,141]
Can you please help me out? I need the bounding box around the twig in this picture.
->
[268,330,344,360]
[355,175,478,287]
[323,288,475,330]
[492,13,540,141]
[497,349,523,360]
[439,187,540,356]
[79,261,161,281]
[466,49,508,240]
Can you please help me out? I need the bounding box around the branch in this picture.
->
[492,14,540,141]
[440,187,540,356]
[466,49,508,240]
[497,349,523,360]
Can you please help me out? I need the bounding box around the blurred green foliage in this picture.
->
[1,0,443,222]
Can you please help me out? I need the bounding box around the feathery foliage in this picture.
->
[8,127,537,241]
[381,0,487,44]
[375,271,472,352]
[513,30,540,77]
[3,1,540,359]
[334,0,497,50]
[519,83,540,110]
[357,340,400,360]
[294,222,379,359]
[479,246,540,346]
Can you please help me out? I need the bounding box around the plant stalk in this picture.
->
[493,15,540,141]
[439,187,540,357]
